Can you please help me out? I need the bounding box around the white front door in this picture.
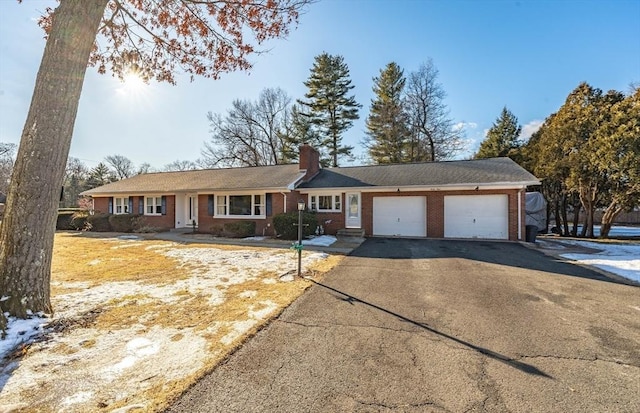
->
[345,192,361,228]
[187,194,198,227]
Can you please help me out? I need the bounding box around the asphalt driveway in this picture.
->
[167,238,640,413]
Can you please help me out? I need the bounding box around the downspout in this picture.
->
[517,189,522,241]
[281,192,287,213]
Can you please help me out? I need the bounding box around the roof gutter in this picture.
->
[298,181,541,194]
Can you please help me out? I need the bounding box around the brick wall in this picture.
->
[197,192,289,237]
[91,195,175,230]
[93,197,109,214]
[299,145,320,182]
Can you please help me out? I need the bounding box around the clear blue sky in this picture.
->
[1,0,639,169]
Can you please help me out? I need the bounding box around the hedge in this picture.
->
[56,211,75,230]
[273,211,318,240]
[108,214,145,233]
[223,221,256,238]
[86,213,112,232]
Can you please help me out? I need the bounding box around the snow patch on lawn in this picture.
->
[557,239,640,283]
[0,243,330,411]
[0,315,47,361]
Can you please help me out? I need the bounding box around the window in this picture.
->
[215,193,266,217]
[310,194,342,212]
[254,194,264,216]
[145,197,162,215]
[229,195,251,215]
[216,195,227,215]
[114,197,129,214]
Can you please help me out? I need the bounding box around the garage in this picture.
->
[444,195,508,239]
[373,196,426,237]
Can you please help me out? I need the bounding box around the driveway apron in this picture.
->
[167,238,640,413]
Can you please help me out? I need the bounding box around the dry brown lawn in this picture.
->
[0,232,343,412]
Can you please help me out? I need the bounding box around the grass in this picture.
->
[4,232,343,412]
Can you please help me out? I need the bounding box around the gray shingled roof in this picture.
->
[299,157,539,189]
[82,164,302,195]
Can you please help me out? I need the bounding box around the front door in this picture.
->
[345,192,361,228]
[187,194,198,227]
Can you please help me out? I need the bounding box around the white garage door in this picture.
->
[444,195,508,239]
[373,196,426,237]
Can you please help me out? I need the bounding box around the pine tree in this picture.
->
[280,104,325,164]
[364,62,410,164]
[298,52,361,167]
[86,162,116,189]
[475,107,522,159]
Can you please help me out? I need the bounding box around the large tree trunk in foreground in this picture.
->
[0,0,107,330]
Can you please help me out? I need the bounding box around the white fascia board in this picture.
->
[83,191,177,197]
[88,186,294,197]
[298,181,540,194]
[205,187,289,195]
[287,171,307,191]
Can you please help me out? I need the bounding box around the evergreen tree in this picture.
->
[364,62,410,164]
[591,88,637,238]
[86,162,116,189]
[475,107,522,159]
[61,157,90,208]
[298,52,361,167]
[280,104,324,164]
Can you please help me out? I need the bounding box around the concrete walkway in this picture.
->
[151,230,365,255]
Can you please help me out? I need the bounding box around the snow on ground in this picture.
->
[600,225,640,237]
[555,239,640,283]
[0,315,47,362]
[243,235,338,247]
[0,242,329,411]
[553,225,640,238]
[302,235,337,247]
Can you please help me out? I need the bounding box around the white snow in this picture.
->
[601,225,640,237]
[0,315,47,361]
[302,235,337,247]
[556,239,640,283]
[554,225,640,238]
[0,241,331,411]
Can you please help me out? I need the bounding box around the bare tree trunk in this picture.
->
[545,199,550,234]
[571,200,580,237]
[0,0,107,329]
[428,133,435,162]
[600,199,623,239]
[579,184,597,238]
[561,194,570,236]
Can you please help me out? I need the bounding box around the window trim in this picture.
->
[310,193,342,213]
[144,196,163,216]
[214,192,267,218]
[114,196,130,215]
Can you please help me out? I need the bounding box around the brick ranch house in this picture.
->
[82,145,540,241]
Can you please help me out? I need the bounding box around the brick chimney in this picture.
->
[299,144,320,182]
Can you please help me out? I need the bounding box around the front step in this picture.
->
[337,228,365,238]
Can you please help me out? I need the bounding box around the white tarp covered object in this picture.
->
[525,192,547,230]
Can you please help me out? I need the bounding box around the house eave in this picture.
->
[287,171,308,191]
[298,181,541,193]
[81,185,296,197]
